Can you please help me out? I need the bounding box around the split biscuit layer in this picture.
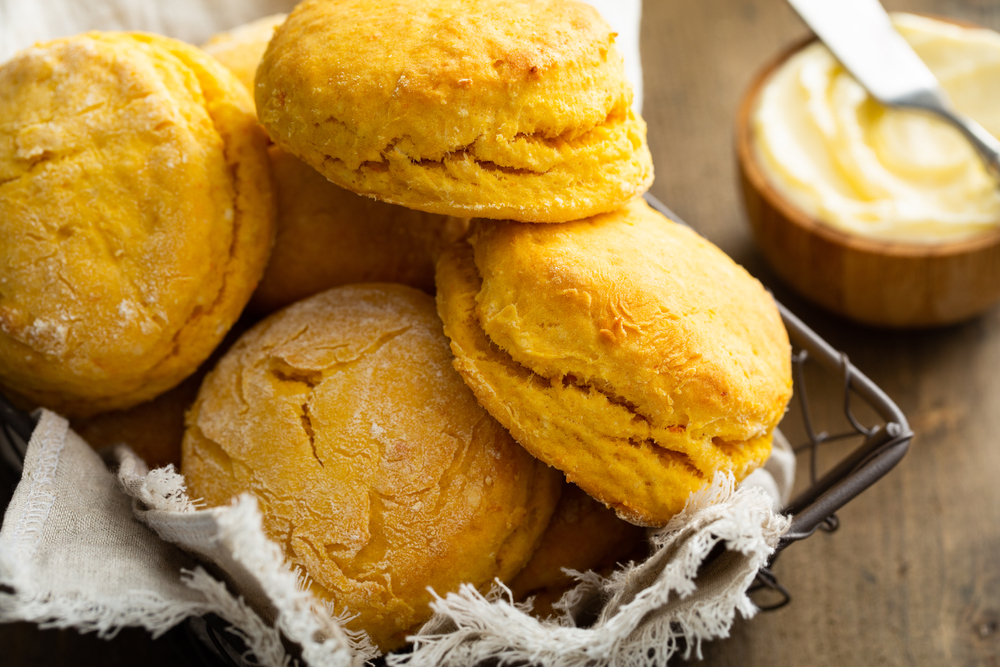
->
[436,199,793,526]
[256,0,653,222]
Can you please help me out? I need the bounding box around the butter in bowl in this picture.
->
[736,13,1000,328]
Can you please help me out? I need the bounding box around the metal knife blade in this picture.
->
[786,0,1000,180]
[786,0,946,109]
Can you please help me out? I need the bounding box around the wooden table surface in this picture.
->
[5,1,1000,664]
[643,2,1000,665]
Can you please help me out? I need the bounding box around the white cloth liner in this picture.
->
[390,468,791,667]
[0,411,370,666]
[0,410,792,666]
[0,410,208,639]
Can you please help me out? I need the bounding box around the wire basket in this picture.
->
[0,194,913,664]
[643,193,913,610]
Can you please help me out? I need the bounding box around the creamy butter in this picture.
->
[753,13,1000,243]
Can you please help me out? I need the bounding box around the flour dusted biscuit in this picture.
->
[0,32,275,417]
[182,284,561,652]
[256,0,653,222]
[203,18,468,313]
[436,199,793,526]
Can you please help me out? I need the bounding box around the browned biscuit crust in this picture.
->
[182,284,562,652]
[436,199,793,526]
[256,0,653,222]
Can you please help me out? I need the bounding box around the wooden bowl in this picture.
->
[736,38,1000,328]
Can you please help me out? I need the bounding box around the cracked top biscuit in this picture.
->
[436,199,793,526]
[181,284,562,652]
[255,0,653,222]
[0,32,275,418]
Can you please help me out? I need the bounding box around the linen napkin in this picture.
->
[0,410,369,666]
[0,409,791,666]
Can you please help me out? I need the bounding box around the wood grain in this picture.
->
[642,0,1000,664]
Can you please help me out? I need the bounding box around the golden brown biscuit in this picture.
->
[202,19,470,312]
[256,0,653,222]
[0,32,275,418]
[250,146,470,314]
[201,14,287,93]
[436,199,793,526]
[182,284,562,652]
[508,482,647,618]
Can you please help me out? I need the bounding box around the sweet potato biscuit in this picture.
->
[182,284,562,652]
[436,199,793,526]
[250,146,470,313]
[203,18,469,313]
[256,0,653,222]
[508,482,647,618]
[0,32,275,417]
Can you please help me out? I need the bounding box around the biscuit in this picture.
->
[256,0,653,222]
[71,375,196,469]
[182,284,562,652]
[250,146,470,314]
[508,482,647,618]
[202,19,469,313]
[436,199,793,526]
[0,32,275,417]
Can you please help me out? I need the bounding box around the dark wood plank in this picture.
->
[0,622,181,667]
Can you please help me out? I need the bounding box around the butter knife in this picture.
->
[786,0,1000,181]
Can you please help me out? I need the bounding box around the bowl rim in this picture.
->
[735,24,1000,260]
